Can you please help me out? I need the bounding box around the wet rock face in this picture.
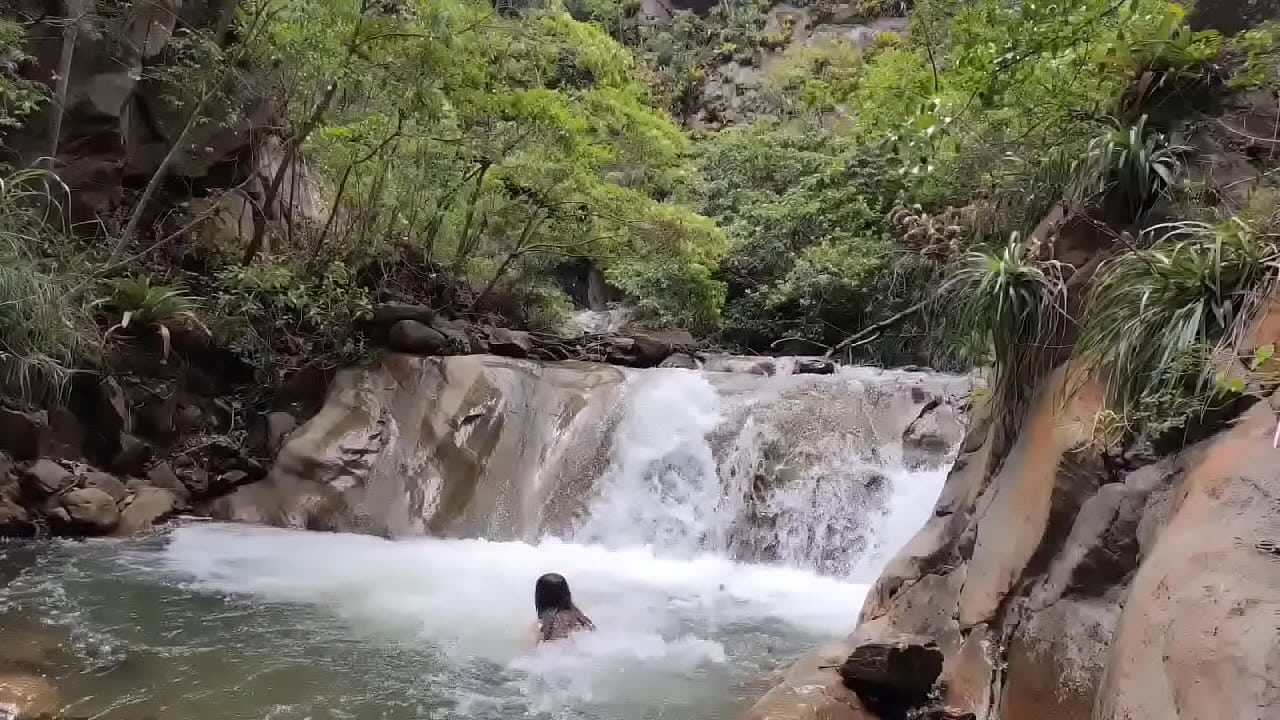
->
[212,354,631,539]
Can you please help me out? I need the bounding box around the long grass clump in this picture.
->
[0,168,98,401]
[1075,216,1280,425]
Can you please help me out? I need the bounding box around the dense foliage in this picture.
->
[6,0,1280,450]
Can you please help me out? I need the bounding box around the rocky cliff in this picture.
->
[747,362,1280,720]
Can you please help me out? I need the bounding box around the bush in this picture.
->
[700,123,907,349]
[606,258,726,334]
[0,169,97,402]
[96,277,206,362]
[211,258,373,374]
[945,237,1069,412]
[0,20,45,129]
[1080,115,1188,223]
[1075,216,1280,434]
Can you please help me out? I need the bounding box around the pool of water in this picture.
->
[0,522,871,720]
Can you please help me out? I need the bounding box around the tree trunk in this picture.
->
[469,211,541,310]
[214,0,239,46]
[242,80,339,264]
[46,0,85,166]
[451,161,490,271]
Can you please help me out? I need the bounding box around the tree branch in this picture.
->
[824,298,934,359]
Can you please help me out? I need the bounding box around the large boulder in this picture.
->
[60,488,119,534]
[628,333,675,367]
[387,320,447,356]
[16,460,73,498]
[116,487,179,535]
[80,471,129,503]
[431,317,484,354]
[371,303,436,328]
[901,399,966,470]
[109,433,153,474]
[746,640,874,720]
[146,462,191,505]
[659,352,700,370]
[486,327,534,358]
[794,357,836,375]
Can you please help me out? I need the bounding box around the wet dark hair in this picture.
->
[535,572,574,616]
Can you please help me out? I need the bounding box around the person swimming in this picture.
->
[531,572,595,643]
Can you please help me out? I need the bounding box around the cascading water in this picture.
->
[0,356,972,720]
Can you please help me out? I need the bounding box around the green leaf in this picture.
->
[1252,343,1275,370]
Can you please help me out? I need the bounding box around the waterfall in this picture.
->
[217,354,972,579]
[9,353,975,720]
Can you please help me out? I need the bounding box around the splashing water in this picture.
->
[0,361,971,720]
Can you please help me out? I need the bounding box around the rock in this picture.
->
[266,412,298,451]
[956,370,1104,626]
[273,361,337,421]
[60,488,120,533]
[16,461,73,498]
[0,492,32,537]
[372,302,436,328]
[941,624,996,719]
[116,487,178,534]
[0,672,59,720]
[701,355,777,376]
[1096,405,1280,720]
[902,401,966,471]
[387,320,448,356]
[1002,595,1120,720]
[0,615,72,672]
[430,317,482,354]
[44,407,84,459]
[745,639,875,720]
[176,466,211,496]
[109,433,152,474]
[659,352,700,370]
[80,471,129,503]
[146,463,190,505]
[486,327,533,358]
[627,333,673,367]
[839,635,944,717]
[644,329,697,350]
[0,409,44,462]
[794,357,836,375]
[175,403,206,433]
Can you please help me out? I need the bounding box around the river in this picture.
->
[0,360,971,720]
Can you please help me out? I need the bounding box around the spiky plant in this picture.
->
[97,277,207,362]
[1081,115,1187,222]
[0,168,97,401]
[1075,217,1280,431]
[945,236,1071,413]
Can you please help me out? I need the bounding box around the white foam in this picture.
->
[160,523,869,709]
